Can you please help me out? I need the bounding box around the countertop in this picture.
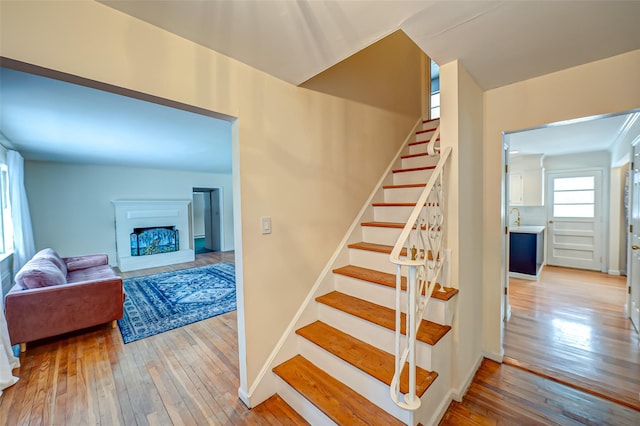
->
[509,225,545,234]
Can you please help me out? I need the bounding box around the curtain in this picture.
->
[0,304,19,396]
[8,150,35,276]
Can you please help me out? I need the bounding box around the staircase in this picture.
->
[269,118,458,425]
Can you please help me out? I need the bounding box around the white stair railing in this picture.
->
[388,125,451,410]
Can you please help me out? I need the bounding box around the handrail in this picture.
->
[389,123,451,410]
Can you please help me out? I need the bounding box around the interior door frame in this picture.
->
[193,187,224,252]
[545,167,607,273]
[503,138,511,321]
[627,141,640,332]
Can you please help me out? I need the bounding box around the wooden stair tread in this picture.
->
[316,291,451,346]
[383,183,426,189]
[333,265,459,301]
[273,355,404,426]
[347,241,395,254]
[392,166,436,174]
[347,242,435,260]
[361,221,405,228]
[372,202,425,207]
[296,321,437,397]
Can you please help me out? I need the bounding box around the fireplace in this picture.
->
[112,200,194,272]
[130,226,179,256]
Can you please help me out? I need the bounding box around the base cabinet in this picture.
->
[509,231,543,276]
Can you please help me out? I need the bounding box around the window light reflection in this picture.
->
[551,318,593,351]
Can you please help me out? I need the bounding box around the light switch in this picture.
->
[261,216,272,235]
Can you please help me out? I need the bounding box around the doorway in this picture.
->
[193,187,222,254]
[501,111,640,407]
[546,170,604,271]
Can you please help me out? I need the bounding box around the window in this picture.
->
[430,59,440,119]
[552,176,595,218]
[0,165,12,254]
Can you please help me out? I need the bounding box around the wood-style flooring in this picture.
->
[440,358,640,425]
[0,252,307,425]
[504,265,640,411]
[3,256,639,425]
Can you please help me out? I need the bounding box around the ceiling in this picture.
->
[0,68,232,173]
[1,1,639,172]
[100,0,640,89]
[508,112,640,158]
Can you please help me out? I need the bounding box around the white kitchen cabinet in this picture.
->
[509,154,544,206]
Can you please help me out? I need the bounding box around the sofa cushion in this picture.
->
[33,248,67,276]
[64,254,108,272]
[66,264,116,283]
[15,258,67,289]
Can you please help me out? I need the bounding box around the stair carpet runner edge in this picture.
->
[273,119,451,425]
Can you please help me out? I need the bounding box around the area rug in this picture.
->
[118,263,236,343]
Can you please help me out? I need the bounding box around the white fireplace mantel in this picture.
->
[112,199,194,272]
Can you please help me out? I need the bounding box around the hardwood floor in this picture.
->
[440,358,640,425]
[504,265,640,410]
[4,256,639,425]
[0,252,308,425]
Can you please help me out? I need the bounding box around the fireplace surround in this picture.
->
[112,200,194,272]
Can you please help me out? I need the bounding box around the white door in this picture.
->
[546,170,603,271]
[628,146,640,332]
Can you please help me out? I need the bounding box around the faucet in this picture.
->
[509,207,521,227]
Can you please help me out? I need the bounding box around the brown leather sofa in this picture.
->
[4,248,124,351]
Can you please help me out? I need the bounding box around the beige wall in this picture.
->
[0,1,418,397]
[301,29,422,117]
[440,60,485,390]
[483,50,640,357]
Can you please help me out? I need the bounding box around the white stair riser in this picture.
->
[334,274,450,325]
[317,304,435,370]
[417,129,436,140]
[393,169,434,185]
[422,120,438,131]
[274,375,339,426]
[362,226,402,246]
[384,186,425,203]
[402,154,439,169]
[409,142,439,156]
[297,338,410,424]
[348,248,397,274]
[373,205,414,223]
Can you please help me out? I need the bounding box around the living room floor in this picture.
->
[0,251,307,425]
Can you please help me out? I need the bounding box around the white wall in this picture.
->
[484,50,640,358]
[440,60,486,391]
[24,160,234,262]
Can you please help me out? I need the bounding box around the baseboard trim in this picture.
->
[483,349,504,364]
[452,354,484,402]
[237,387,250,408]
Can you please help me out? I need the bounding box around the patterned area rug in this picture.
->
[118,263,236,343]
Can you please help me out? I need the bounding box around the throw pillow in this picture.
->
[33,248,68,276]
[15,258,67,289]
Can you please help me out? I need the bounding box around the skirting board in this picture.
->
[429,354,485,425]
[238,387,250,409]
[452,354,485,402]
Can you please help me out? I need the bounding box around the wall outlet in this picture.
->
[261,216,272,235]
